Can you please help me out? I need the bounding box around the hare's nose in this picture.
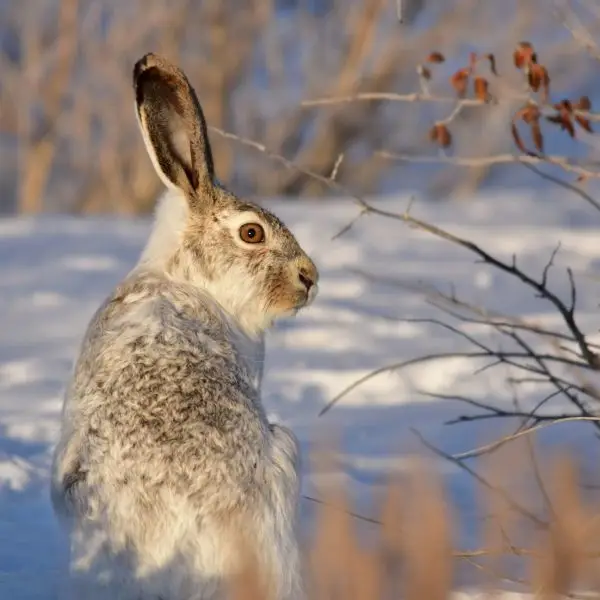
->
[298,261,318,292]
[295,257,318,292]
[298,269,314,291]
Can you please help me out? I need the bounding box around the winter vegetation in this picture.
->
[3,0,600,598]
[4,0,600,214]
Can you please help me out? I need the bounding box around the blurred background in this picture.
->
[4,3,600,597]
[3,0,600,216]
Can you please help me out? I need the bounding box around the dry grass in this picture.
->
[228,444,600,600]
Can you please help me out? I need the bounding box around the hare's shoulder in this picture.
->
[81,274,222,355]
[71,279,266,480]
[86,280,252,396]
[73,275,256,414]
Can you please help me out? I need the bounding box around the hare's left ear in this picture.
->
[133,52,215,201]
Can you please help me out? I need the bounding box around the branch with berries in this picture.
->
[302,41,599,185]
[423,42,594,157]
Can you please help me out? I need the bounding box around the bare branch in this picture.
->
[519,162,600,214]
[376,150,600,180]
[319,346,594,417]
[411,428,548,527]
[567,267,577,315]
[541,243,562,289]
[451,416,600,460]
[301,92,600,123]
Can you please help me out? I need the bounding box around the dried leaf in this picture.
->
[486,53,498,76]
[526,65,543,91]
[526,70,539,91]
[554,99,572,113]
[427,52,445,63]
[531,121,544,152]
[512,104,542,154]
[474,77,490,102]
[554,101,576,137]
[527,64,550,101]
[561,117,575,137]
[429,124,452,148]
[540,70,550,102]
[546,113,575,137]
[571,96,593,132]
[575,95,591,111]
[450,68,470,98]
[428,125,439,143]
[437,125,452,148]
[513,41,537,69]
[575,115,593,133]
[515,103,541,125]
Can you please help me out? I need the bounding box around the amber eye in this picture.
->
[239,223,265,244]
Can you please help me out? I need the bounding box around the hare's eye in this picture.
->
[239,223,265,244]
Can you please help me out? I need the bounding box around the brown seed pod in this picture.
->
[450,68,470,98]
[513,41,537,69]
[427,52,445,63]
[474,77,490,102]
[429,123,452,148]
[526,64,550,101]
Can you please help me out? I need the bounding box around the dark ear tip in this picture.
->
[133,52,170,87]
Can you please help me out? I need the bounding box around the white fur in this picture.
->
[136,191,269,392]
[52,57,316,600]
[139,189,190,268]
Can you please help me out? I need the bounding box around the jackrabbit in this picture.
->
[51,52,318,600]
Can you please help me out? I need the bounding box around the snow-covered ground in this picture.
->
[2,192,600,598]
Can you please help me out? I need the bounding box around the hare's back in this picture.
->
[73,287,266,507]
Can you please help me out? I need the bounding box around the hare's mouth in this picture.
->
[305,282,318,307]
[295,283,318,310]
[271,283,317,317]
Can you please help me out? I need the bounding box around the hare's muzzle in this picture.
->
[298,268,315,293]
[293,257,319,308]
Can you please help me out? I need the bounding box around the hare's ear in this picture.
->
[133,52,215,201]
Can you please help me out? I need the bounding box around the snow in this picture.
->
[1,192,600,598]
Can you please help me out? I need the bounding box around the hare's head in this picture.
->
[133,53,318,334]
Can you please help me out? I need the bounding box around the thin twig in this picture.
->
[210,123,600,415]
[320,343,594,417]
[411,428,548,527]
[541,243,562,288]
[301,92,600,123]
[376,150,600,180]
[520,162,600,214]
[302,494,381,525]
[451,416,600,460]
